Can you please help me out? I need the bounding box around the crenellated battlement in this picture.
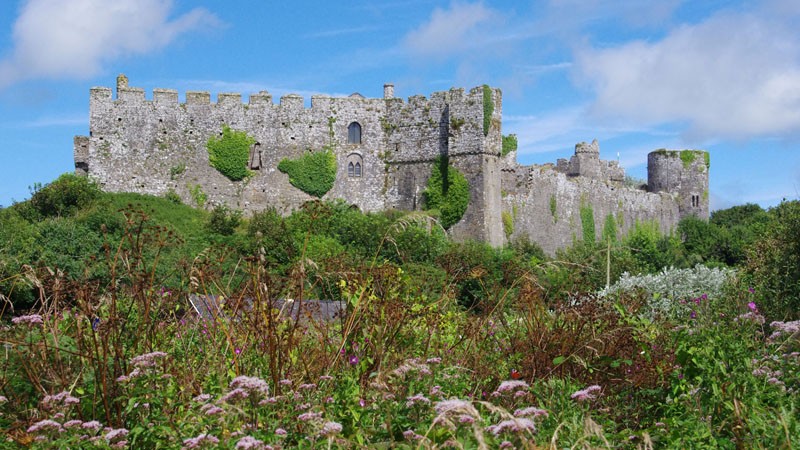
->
[75,74,705,252]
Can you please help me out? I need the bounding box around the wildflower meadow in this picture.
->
[1,175,799,448]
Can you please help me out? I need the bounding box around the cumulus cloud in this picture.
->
[0,0,219,89]
[574,8,800,140]
[402,2,498,58]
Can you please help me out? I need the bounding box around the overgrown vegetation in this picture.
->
[423,157,470,229]
[501,134,517,156]
[277,149,337,198]
[2,174,799,448]
[482,85,493,136]
[207,125,256,181]
[579,201,595,245]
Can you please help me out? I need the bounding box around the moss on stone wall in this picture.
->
[501,134,517,156]
[482,85,493,136]
[423,156,470,229]
[207,125,255,181]
[277,149,336,198]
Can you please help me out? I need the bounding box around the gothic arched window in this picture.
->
[347,153,363,178]
[348,122,362,144]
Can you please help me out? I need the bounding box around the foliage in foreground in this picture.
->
[1,203,799,449]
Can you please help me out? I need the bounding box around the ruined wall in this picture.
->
[75,77,504,245]
[75,76,707,253]
[502,165,681,255]
[648,150,709,219]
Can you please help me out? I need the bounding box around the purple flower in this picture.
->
[348,355,359,366]
[748,302,758,312]
[12,314,44,326]
[571,385,602,402]
[690,310,697,319]
[320,421,343,436]
[182,433,219,448]
[274,428,287,436]
[235,436,266,449]
[27,419,64,434]
[104,428,129,443]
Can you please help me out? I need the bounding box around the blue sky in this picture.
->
[1,0,799,210]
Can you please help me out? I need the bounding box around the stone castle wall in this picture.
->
[74,76,708,254]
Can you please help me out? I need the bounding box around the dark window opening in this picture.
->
[348,122,362,144]
[249,143,262,170]
[354,162,362,177]
[348,162,355,177]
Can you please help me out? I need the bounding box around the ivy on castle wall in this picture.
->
[501,134,517,157]
[424,157,470,229]
[580,202,595,245]
[277,149,336,198]
[207,125,255,181]
[482,85,494,136]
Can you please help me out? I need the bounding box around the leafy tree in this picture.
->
[743,200,800,321]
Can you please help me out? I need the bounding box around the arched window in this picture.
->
[348,122,361,144]
[347,153,363,178]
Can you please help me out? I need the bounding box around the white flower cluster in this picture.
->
[599,264,735,320]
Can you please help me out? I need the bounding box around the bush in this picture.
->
[206,205,242,236]
[423,157,470,229]
[28,173,101,219]
[501,134,517,156]
[207,125,255,181]
[277,149,336,198]
[743,200,800,321]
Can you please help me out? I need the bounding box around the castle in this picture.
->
[74,75,709,254]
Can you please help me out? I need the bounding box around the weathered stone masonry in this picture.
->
[74,75,708,254]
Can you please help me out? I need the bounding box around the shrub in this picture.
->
[28,173,101,219]
[423,157,470,229]
[579,203,595,245]
[207,125,255,181]
[501,134,517,156]
[277,149,336,198]
[743,200,800,321]
[206,205,242,236]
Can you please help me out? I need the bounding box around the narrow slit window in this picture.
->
[354,162,362,177]
[348,122,362,144]
[348,162,355,177]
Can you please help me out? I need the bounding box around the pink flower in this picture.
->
[348,355,359,366]
[571,385,602,402]
[748,302,758,312]
[12,314,44,326]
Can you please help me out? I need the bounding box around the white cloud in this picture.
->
[574,9,800,140]
[0,0,219,89]
[402,2,497,58]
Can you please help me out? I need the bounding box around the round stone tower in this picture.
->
[647,150,709,219]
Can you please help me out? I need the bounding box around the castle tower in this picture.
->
[383,83,394,99]
[647,150,709,219]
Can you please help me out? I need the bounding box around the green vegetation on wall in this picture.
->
[549,195,558,222]
[482,85,493,136]
[277,149,337,198]
[188,183,207,208]
[580,202,595,245]
[423,156,470,229]
[502,211,514,239]
[207,125,255,181]
[501,134,517,156]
